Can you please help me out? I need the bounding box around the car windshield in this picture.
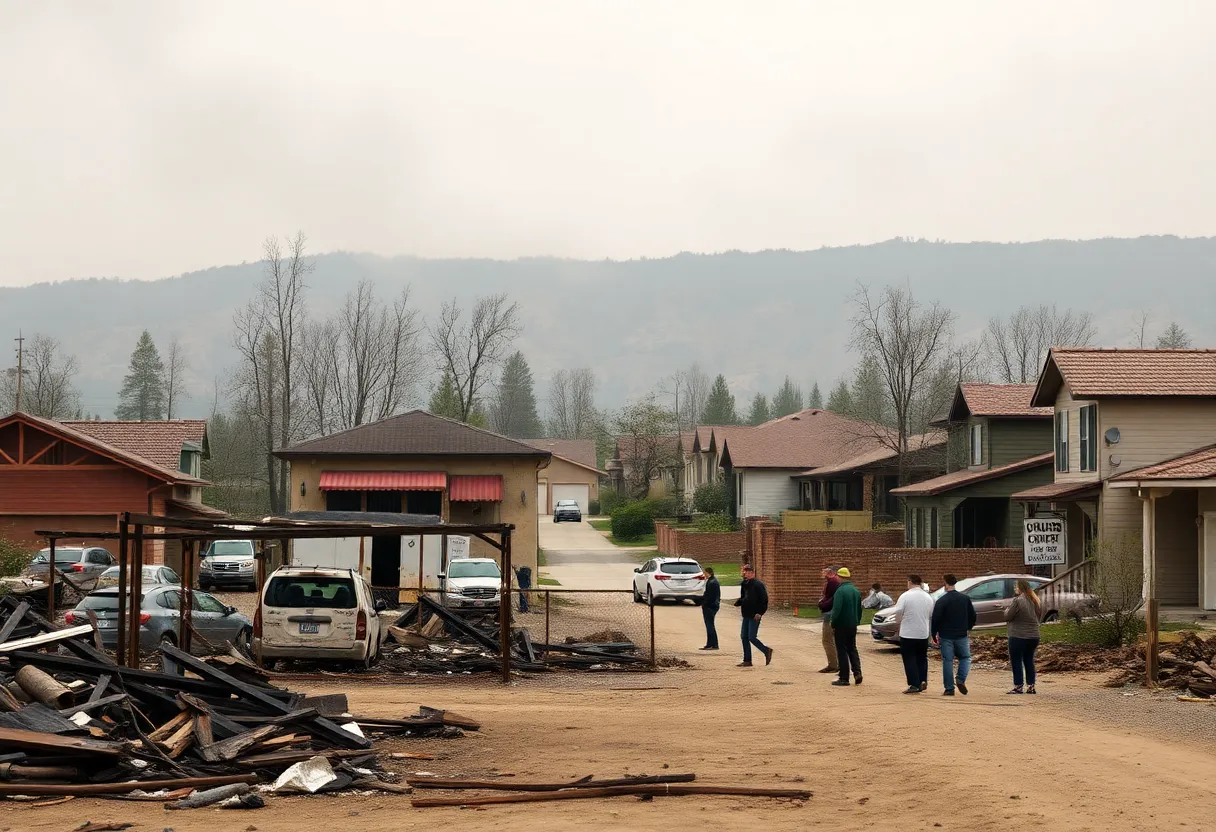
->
[210,541,254,557]
[78,593,141,611]
[660,562,702,575]
[448,561,501,579]
[100,566,163,580]
[557,501,578,507]
[33,549,83,565]
[265,576,357,609]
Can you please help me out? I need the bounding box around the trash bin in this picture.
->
[515,566,532,613]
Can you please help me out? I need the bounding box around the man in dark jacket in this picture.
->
[931,573,977,696]
[817,565,841,674]
[828,566,863,686]
[733,564,772,667]
[700,567,721,650]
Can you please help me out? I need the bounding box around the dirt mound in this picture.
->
[567,629,631,644]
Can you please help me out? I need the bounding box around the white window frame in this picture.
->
[970,423,983,466]
[1056,410,1069,473]
[1079,405,1097,472]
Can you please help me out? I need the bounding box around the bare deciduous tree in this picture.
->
[429,294,521,423]
[615,395,680,499]
[547,368,598,438]
[682,363,710,431]
[1083,534,1147,647]
[1,333,79,419]
[1130,309,1152,349]
[983,305,1096,383]
[164,337,190,419]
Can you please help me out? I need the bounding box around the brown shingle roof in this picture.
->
[891,453,1054,497]
[65,420,208,471]
[797,432,948,478]
[523,439,597,469]
[1032,348,1216,406]
[718,409,888,470]
[952,384,1053,419]
[1009,479,1102,501]
[276,410,552,458]
[1110,444,1216,483]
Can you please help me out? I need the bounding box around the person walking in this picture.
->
[700,567,721,650]
[1006,579,1042,694]
[862,582,894,610]
[734,564,772,667]
[817,565,842,673]
[829,566,863,686]
[890,574,935,694]
[931,574,976,696]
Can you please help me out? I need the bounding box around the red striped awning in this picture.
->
[449,474,504,502]
[318,471,447,491]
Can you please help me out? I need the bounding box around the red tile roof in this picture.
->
[278,411,551,458]
[65,419,207,471]
[1032,348,1216,406]
[954,384,1053,419]
[718,409,889,470]
[1110,444,1216,483]
[449,474,504,502]
[891,453,1054,497]
[318,471,446,491]
[523,439,598,470]
[1009,479,1102,501]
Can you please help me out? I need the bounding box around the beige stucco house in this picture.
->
[1012,348,1216,608]
[524,439,604,515]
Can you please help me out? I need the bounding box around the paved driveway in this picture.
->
[538,516,644,590]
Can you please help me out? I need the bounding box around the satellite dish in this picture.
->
[1110,454,1122,467]
[1104,427,1121,445]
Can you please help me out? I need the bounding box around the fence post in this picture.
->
[45,538,56,623]
[544,590,550,650]
[499,531,512,684]
[649,602,656,668]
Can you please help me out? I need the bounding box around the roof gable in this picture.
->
[64,420,209,470]
[277,410,552,458]
[1032,348,1216,406]
[951,384,1052,420]
[523,439,597,469]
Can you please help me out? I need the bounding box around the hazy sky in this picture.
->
[2,1,1214,286]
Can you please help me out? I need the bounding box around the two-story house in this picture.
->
[1011,348,1216,608]
[891,383,1055,548]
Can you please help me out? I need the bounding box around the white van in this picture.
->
[254,566,386,668]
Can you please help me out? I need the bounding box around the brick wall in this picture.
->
[780,528,905,549]
[655,521,746,562]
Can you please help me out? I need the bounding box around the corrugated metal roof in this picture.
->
[318,471,447,491]
[449,475,504,502]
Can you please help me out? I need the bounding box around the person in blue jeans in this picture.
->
[930,573,977,696]
[734,564,772,667]
[699,567,721,650]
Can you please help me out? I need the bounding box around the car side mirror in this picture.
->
[374,599,388,612]
[634,567,642,573]
[224,606,237,616]
[437,573,446,580]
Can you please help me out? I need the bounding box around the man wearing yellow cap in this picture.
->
[828,566,863,686]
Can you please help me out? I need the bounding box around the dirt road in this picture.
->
[14,603,1216,832]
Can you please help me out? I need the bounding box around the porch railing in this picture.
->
[1035,559,1096,621]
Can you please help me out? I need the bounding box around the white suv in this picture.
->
[632,557,707,606]
[254,567,386,668]
[440,558,502,609]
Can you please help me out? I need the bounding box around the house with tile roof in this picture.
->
[0,412,217,566]
[523,438,606,515]
[1008,348,1216,608]
[889,383,1055,548]
[275,410,551,582]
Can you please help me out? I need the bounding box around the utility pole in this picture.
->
[14,331,24,412]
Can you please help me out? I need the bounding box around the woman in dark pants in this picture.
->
[1005,579,1042,694]
[700,567,720,650]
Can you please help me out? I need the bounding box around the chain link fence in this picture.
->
[509,589,655,667]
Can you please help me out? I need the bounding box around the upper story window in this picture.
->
[1079,405,1098,472]
[970,423,983,466]
[179,449,200,478]
[1055,410,1069,473]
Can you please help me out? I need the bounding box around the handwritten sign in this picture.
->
[1023,516,1066,565]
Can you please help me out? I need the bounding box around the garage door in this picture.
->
[537,481,548,515]
[551,484,590,516]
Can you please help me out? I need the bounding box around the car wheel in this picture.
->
[633,584,642,603]
[234,627,252,653]
[646,586,655,607]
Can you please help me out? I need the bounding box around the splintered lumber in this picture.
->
[148,711,192,743]
[198,725,280,763]
[161,719,196,759]
[0,763,78,781]
[15,666,74,709]
[1194,661,1216,683]
[0,686,23,713]
[409,773,698,791]
[0,773,258,797]
[0,726,123,757]
[411,783,812,807]
[161,645,370,750]
[166,782,251,809]
[0,624,96,654]
[419,596,499,651]
[73,823,133,832]
[299,693,348,715]
[0,601,30,643]
[59,693,129,718]
[392,604,419,628]
[233,748,373,769]
[389,626,431,649]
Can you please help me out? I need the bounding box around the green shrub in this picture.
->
[694,513,736,533]
[610,502,655,541]
[588,498,601,516]
[599,489,627,515]
[0,538,31,578]
[692,481,729,515]
[643,496,681,519]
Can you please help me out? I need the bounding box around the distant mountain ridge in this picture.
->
[1,236,1213,420]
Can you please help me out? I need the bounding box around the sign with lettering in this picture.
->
[447,536,471,560]
[1023,516,1066,565]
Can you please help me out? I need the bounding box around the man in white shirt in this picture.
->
[890,574,935,694]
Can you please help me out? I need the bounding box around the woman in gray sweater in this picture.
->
[1005,579,1041,694]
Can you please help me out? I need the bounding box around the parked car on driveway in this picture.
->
[28,547,115,584]
[199,540,257,591]
[439,558,502,609]
[67,585,252,654]
[254,566,386,668]
[97,564,180,589]
[632,557,707,606]
[870,573,1097,643]
[553,500,583,523]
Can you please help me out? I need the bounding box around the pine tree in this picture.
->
[115,331,166,420]
[826,379,853,413]
[850,354,890,425]
[489,351,543,438]
[700,375,739,425]
[771,376,804,418]
[746,393,770,426]
[1155,322,1193,349]
[429,370,465,420]
[808,381,823,409]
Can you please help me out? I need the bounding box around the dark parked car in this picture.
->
[28,547,115,584]
[67,585,252,654]
[553,500,583,523]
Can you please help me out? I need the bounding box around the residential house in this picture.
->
[682,425,750,497]
[1010,348,1216,608]
[275,410,550,584]
[524,438,605,515]
[0,413,216,567]
[608,434,685,500]
[890,383,1055,548]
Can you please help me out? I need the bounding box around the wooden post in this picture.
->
[180,539,193,652]
[1146,492,1159,687]
[649,601,657,668]
[116,517,129,667]
[500,531,512,684]
[255,540,266,669]
[544,590,550,651]
[128,524,145,667]
[45,538,56,622]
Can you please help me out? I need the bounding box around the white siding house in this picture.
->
[735,469,800,518]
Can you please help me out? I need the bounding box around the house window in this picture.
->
[970,424,983,466]
[915,508,926,547]
[905,507,913,546]
[930,508,939,548]
[1055,410,1069,473]
[1079,405,1098,472]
